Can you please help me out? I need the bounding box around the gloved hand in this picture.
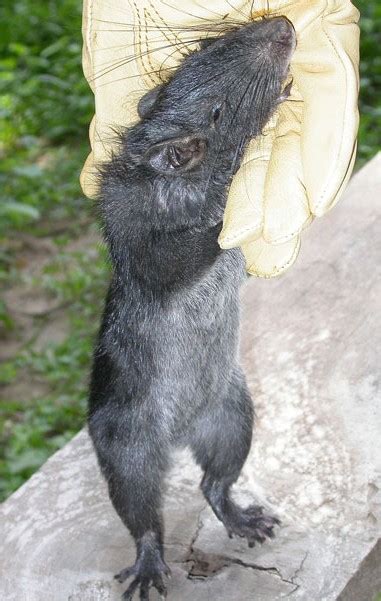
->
[81,0,360,277]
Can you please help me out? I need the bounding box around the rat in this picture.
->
[88,15,296,601]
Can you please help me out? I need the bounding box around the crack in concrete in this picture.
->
[185,546,298,593]
[177,506,304,596]
[285,551,309,597]
[187,505,206,555]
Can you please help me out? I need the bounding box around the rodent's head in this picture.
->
[129,16,295,177]
[101,17,296,233]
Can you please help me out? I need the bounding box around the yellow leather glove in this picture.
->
[81,0,360,277]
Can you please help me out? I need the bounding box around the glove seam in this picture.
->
[264,215,314,245]
[246,236,301,278]
[219,222,263,247]
[221,213,311,247]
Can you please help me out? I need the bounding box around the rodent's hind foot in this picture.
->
[224,503,281,547]
[115,554,170,600]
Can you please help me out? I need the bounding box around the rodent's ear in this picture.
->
[146,136,207,175]
[137,85,164,118]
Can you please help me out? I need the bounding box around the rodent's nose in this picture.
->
[266,16,296,48]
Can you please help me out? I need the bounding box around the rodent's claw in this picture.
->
[116,559,169,600]
[154,573,168,597]
[121,576,140,600]
[223,504,281,546]
[139,580,149,601]
[115,566,136,584]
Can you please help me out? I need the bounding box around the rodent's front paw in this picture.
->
[115,554,170,600]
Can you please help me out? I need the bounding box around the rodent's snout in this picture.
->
[248,16,296,71]
[265,16,296,50]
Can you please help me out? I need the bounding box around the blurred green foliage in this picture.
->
[357,0,381,165]
[0,0,92,144]
[0,0,93,234]
[0,0,380,501]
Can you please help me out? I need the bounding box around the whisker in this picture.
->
[236,68,274,206]
[93,20,244,33]
[155,0,226,23]
[94,67,177,88]
[146,6,188,55]
[90,0,249,25]
[222,0,248,21]
[200,64,254,197]
[91,37,205,82]
[92,24,249,80]
[94,124,111,158]
[174,69,228,102]
[92,34,194,70]
[94,44,244,89]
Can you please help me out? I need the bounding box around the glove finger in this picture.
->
[263,96,312,244]
[242,235,301,278]
[219,117,277,248]
[290,0,360,216]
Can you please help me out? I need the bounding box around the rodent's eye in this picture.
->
[213,107,221,122]
[211,105,223,125]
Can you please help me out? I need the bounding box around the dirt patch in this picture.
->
[0,224,100,402]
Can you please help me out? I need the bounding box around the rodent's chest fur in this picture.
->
[97,226,246,437]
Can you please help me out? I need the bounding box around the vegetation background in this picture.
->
[0,0,380,502]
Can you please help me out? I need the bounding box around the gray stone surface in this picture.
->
[1,154,380,601]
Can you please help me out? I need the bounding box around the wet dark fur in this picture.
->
[88,17,295,600]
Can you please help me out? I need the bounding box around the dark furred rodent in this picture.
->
[88,16,295,600]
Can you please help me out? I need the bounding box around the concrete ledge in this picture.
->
[1,154,380,601]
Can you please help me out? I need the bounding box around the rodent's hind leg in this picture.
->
[114,532,170,600]
[201,475,280,547]
[88,406,171,599]
[190,367,280,547]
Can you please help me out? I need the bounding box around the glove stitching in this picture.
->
[133,1,145,79]
[151,3,188,58]
[144,7,157,77]
[221,213,311,247]
[132,0,156,86]
[247,236,301,278]
[264,213,314,245]
[220,222,263,246]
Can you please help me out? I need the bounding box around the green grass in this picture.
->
[0,0,93,238]
[0,0,380,501]
[0,244,109,500]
